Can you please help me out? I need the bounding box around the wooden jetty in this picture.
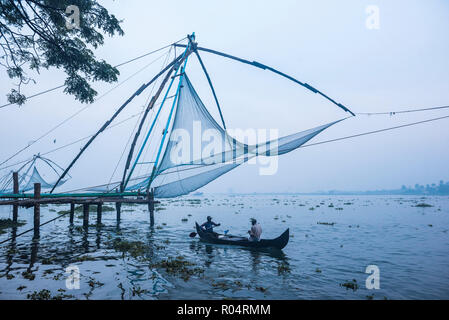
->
[0,172,159,240]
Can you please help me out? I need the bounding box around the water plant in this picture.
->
[340,279,358,291]
[415,203,433,208]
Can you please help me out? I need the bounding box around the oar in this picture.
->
[189,229,229,238]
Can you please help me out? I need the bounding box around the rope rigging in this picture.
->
[0,48,172,168]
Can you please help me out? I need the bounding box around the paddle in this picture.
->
[189,229,229,238]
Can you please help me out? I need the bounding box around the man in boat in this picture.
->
[248,218,262,242]
[201,216,221,236]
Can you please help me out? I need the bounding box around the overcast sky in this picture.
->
[1,0,448,193]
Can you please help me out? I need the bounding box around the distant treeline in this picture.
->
[319,180,449,196]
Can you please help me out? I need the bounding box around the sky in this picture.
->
[0,0,449,194]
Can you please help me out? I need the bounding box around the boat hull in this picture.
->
[195,222,289,250]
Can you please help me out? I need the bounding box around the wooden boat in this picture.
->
[195,222,289,250]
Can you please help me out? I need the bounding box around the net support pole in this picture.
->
[148,188,155,226]
[97,203,102,226]
[33,183,41,238]
[83,203,89,229]
[50,54,184,193]
[115,188,121,222]
[69,202,74,224]
[12,172,18,222]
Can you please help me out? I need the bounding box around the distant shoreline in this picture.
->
[202,180,449,196]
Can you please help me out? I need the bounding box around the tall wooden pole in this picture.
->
[115,188,121,222]
[33,183,41,238]
[12,172,18,222]
[97,203,102,226]
[69,202,74,224]
[148,188,155,227]
[83,204,89,228]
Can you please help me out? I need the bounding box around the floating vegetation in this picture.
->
[27,289,51,300]
[132,285,147,297]
[41,257,54,265]
[255,286,267,293]
[317,222,335,226]
[73,255,96,262]
[22,271,35,281]
[88,279,104,289]
[27,289,74,300]
[112,239,148,259]
[315,268,322,273]
[212,281,231,290]
[155,207,167,211]
[150,256,204,281]
[309,207,315,211]
[17,285,27,291]
[0,218,26,234]
[340,279,358,291]
[415,203,433,208]
[277,262,291,275]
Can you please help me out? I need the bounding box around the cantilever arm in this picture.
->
[175,44,355,116]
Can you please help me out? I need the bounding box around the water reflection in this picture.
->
[29,237,39,272]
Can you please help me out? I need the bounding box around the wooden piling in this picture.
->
[97,203,102,226]
[83,204,89,228]
[69,202,75,224]
[12,172,18,222]
[115,202,121,221]
[148,189,155,227]
[33,183,41,238]
[115,188,121,221]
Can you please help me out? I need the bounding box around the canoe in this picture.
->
[195,222,289,250]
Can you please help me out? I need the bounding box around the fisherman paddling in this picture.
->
[201,216,221,236]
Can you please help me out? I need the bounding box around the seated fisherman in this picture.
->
[248,218,262,242]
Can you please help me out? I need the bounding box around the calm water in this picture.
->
[0,195,448,300]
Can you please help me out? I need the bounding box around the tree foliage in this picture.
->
[0,0,124,105]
